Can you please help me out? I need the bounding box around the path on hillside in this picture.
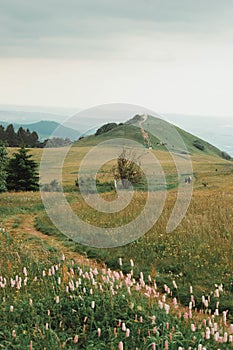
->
[138,114,152,149]
[3,213,233,332]
[4,214,103,269]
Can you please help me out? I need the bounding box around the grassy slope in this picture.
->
[1,141,233,347]
[75,116,229,160]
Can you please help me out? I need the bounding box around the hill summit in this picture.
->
[76,114,232,161]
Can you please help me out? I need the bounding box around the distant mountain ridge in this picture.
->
[0,105,232,156]
[0,120,79,141]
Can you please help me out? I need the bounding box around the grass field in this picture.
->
[1,144,233,348]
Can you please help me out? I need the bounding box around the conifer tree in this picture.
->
[6,146,39,191]
[0,143,8,192]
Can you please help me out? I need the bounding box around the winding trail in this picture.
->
[4,214,103,269]
[138,114,152,149]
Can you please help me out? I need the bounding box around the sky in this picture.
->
[0,0,233,118]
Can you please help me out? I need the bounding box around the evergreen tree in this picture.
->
[29,131,39,147]
[5,124,18,147]
[6,146,39,191]
[0,125,6,143]
[0,143,8,192]
[17,126,27,146]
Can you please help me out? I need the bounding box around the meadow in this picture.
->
[0,145,233,349]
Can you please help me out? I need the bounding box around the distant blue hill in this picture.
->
[0,120,80,141]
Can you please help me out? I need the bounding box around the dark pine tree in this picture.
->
[17,126,27,146]
[0,143,8,192]
[29,131,39,147]
[0,125,6,143]
[5,124,18,147]
[6,146,39,191]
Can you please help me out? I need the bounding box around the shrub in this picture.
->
[193,140,205,151]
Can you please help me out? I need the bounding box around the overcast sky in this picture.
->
[0,0,233,117]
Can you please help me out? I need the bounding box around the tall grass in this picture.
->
[1,229,233,349]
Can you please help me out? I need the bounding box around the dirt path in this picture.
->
[5,214,103,269]
[138,114,152,149]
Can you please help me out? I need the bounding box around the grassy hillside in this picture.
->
[75,115,231,161]
[1,122,233,348]
[1,157,233,348]
[76,124,144,146]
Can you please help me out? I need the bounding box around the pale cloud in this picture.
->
[0,0,233,116]
[0,0,233,59]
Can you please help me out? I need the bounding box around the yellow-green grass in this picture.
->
[7,145,232,188]
[4,146,233,313]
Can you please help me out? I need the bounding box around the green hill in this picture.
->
[75,114,231,160]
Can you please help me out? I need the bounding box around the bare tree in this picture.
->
[113,148,145,189]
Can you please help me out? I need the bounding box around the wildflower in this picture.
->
[10,305,14,312]
[130,259,134,267]
[118,341,124,350]
[73,335,79,343]
[12,330,16,338]
[205,327,210,340]
[164,303,170,314]
[223,310,227,325]
[29,298,33,306]
[55,295,60,304]
[119,258,122,267]
[223,332,228,343]
[91,300,95,309]
[152,343,156,350]
[97,328,101,337]
[29,340,33,350]
[126,328,130,337]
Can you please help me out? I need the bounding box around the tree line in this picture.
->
[0,124,41,147]
[0,124,72,148]
[0,144,39,192]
